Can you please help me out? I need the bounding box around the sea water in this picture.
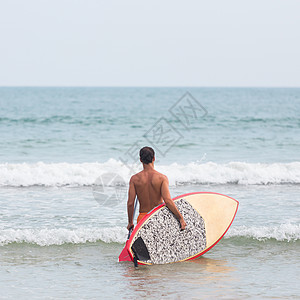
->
[0,87,299,299]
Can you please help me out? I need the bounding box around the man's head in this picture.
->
[139,146,155,164]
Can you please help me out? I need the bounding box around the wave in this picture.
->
[0,227,128,246]
[0,224,298,246]
[0,160,299,187]
[0,116,103,125]
[225,224,300,242]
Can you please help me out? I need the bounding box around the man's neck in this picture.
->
[143,163,154,170]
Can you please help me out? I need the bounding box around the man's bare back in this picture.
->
[130,169,165,213]
[127,146,186,231]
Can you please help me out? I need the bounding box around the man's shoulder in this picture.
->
[153,170,168,180]
[130,171,143,181]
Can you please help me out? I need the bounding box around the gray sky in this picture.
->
[0,0,299,87]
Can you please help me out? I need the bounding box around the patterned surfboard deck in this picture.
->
[131,199,206,264]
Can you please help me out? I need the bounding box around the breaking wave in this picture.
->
[0,224,299,246]
[0,227,128,246]
[225,223,300,242]
[0,160,299,187]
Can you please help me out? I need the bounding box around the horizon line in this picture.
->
[0,85,300,88]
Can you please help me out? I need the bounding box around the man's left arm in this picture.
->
[127,177,136,230]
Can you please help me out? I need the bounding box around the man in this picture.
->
[127,146,186,231]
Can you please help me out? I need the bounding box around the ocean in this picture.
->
[0,87,299,299]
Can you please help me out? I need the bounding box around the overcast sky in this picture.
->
[0,0,299,87]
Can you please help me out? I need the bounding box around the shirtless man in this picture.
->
[127,146,186,231]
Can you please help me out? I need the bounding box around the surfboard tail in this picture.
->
[118,242,133,262]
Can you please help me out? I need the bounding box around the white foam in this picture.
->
[161,161,300,185]
[0,160,299,186]
[225,223,300,242]
[0,227,128,246]
[0,159,135,187]
[0,224,298,246]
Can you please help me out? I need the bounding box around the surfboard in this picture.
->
[119,192,239,265]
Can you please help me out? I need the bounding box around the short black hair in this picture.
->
[140,146,155,164]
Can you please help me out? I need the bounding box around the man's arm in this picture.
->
[161,176,186,230]
[127,176,136,230]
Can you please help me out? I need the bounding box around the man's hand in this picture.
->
[180,218,186,230]
[127,222,134,231]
